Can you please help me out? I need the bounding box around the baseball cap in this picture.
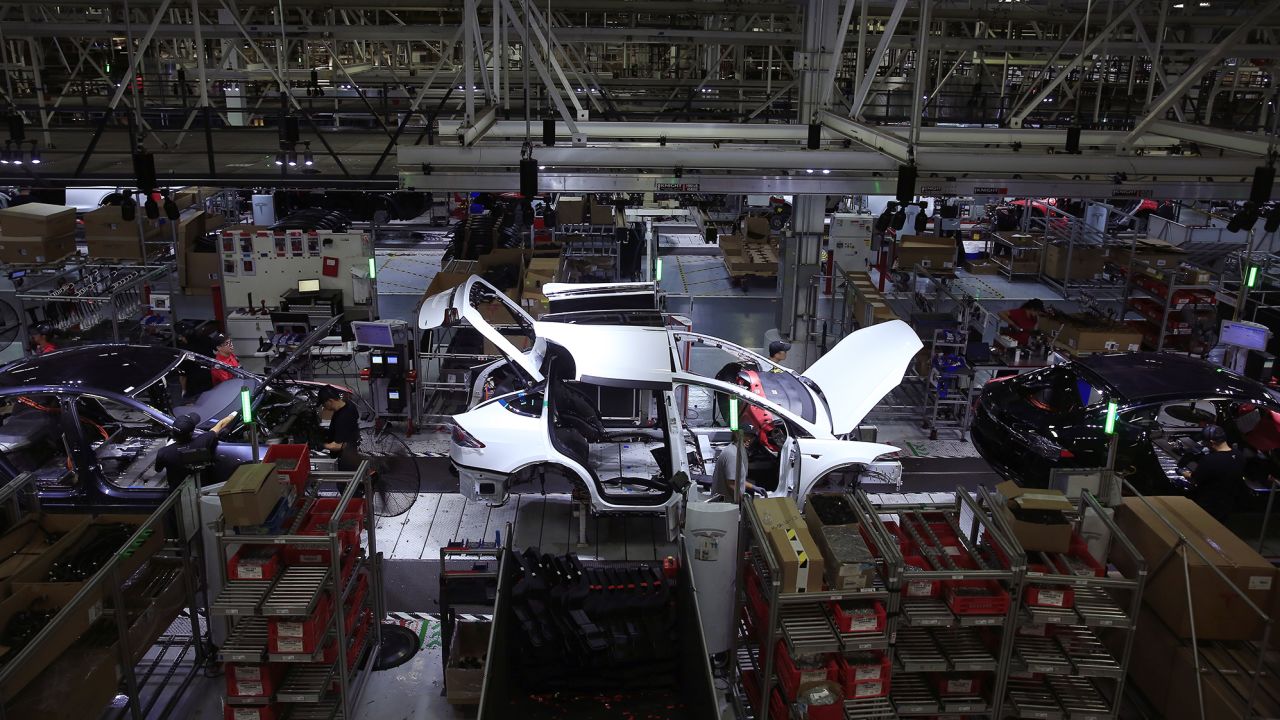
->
[768,340,791,356]
[173,413,200,438]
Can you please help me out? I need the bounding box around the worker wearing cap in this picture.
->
[155,411,238,489]
[30,323,57,355]
[319,386,361,471]
[1183,424,1246,521]
[768,340,791,365]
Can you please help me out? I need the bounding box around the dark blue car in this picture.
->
[0,345,342,510]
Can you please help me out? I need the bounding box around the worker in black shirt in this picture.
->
[1183,424,1246,522]
[319,386,361,471]
[155,411,238,489]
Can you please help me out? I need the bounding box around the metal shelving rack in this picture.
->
[14,259,178,349]
[858,489,1023,719]
[976,487,1146,720]
[988,231,1044,280]
[922,328,974,441]
[732,496,898,720]
[0,474,208,720]
[1121,259,1216,351]
[211,463,383,720]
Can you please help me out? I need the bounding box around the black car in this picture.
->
[972,353,1280,494]
[0,345,344,510]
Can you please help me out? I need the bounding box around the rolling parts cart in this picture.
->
[212,462,383,720]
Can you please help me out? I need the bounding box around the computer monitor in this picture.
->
[351,321,397,348]
[1221,320,1270,352]
[297,278,321,293]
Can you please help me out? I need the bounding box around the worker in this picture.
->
[155,411,238,489]
[30,322,58,355]
[177,328,217,398]
[210,333,240,385]
[710,423,757,503]
[1183,424,1246,522]
[768,340,791,364]
[318,386,361,470]
[1003,298,1046,346]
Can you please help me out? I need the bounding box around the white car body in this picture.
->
[419,277,923,515]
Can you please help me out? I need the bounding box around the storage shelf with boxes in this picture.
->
[0,202,77,266]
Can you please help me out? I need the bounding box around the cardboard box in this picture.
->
[555,196,586,225]
[82,205,164,240]
[744,216,772,241]
[85,235,157,260]
[1043,242,1106,282]
[0,232,76,265]
[720,235,779,275]
[1048,315,1144,354]
[1114,496,1275,641]
[589,203,615,226]
[964,259,1001,275]
[218,464,287,527]
[818,526,876,590]
[1129,237,1187,269]
[0,514,91,596]
[12,515,163,597]
[0,583,100,702]
[864,301,898,327]
[0,203,76,238]
[173,185,224,210]
[754,497,803,533]
[896,235,955,271]
[5,643,118,720]
[445,620,490,705]
[994,481,1073,553]
[182,249,221,293]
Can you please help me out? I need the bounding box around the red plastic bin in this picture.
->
[1025,564,1074,608]
[268,591,334,654]
[943,579,1011,616]
[227,546,282,581]
[835,652,890,698]
[284,498,365,566]
[902,556,941,598]
[224,705,278,720]
[1051,533,1106,578]
[774,639,837,701]
[935,674,984,697]
[224,663,285,698]
[263,444,310,495]
[829,599,886,634]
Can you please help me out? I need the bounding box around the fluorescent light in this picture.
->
[821,169,830,174]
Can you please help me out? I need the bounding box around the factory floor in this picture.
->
[159,231,1097,720]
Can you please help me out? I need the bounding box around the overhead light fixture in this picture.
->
[286,152,297,167]
[0,146,9,165]
[144,196,160,220]
[28,146,40,165]
[303,149,314,166]
[538,165,546,170]
[274,152,285,166]
[10,152,21,166]
[806,168,814,174]
[821,169,830,175]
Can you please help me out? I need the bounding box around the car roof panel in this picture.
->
[0,345,184,396]
[1078,352,1274,403]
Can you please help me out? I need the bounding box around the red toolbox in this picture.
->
[263,444,310,495]
[223,704,278,720]
[268,591,334,654]
[225,663,285,699]
[903,556,941,598]
[935,674,984,697]
[943,579,1010,616]
[829,599,886,634]
[1025,564,1074,608]
[284,498,366,566]
[774,639,837,701]
[835,651,890,698]
[227,546,282,581]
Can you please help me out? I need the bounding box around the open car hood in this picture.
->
[801,320,923,435]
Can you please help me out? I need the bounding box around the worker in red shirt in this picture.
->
[209,333,241,385]
[1002,299,1046,346]
[30,323,58,355]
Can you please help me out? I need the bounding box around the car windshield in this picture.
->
[1017,365,1112,416]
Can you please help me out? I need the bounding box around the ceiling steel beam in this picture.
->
[817,110,911,163]
[1144,119,1278,157]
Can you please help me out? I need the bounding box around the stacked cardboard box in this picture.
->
[847,271,900,329]
[803,495,875,590]
[555,196,586,226]
[174,210,220,293]
[82,205,162,259]
[753,497,826,593]
[1043,313,1144,355]
[0,202,77,265]
[520,256,560,318]
[1043,242,1106,283]
[719,234,779,277]
[895,234,956,272]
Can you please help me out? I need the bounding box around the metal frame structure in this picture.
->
[0,474,208,720]
[210,462,383,720]
[0,1,1273,194]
